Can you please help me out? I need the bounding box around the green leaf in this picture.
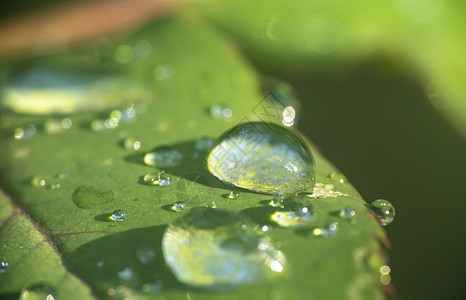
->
[0,190,95,299]
[0,16,387,299]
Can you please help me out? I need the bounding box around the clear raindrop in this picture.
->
[144,147,182,168]
[207,122,315,195]
[339,207,356,219]
[31,176,46,187]
[162,208,286,289]
[118,267,133,281]
[18,285,56,300]
[228,192,239,199]
[136,248,156,265]
[0,258,8,274]
[369,199,395,226]
[171,202,186,213]
[210,105,233,120]
[308,222,339,238]
[270,195,315,228]
[109,210,126,222]
[329,172,346,183]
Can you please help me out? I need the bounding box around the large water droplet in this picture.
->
[2,64,148,115]
[141,281,163,293]
[369,199,395,226]
[0,258,9,273]
[270,195,315,228]
[143,146,182,168]
[162,208,285,289]
[72,186,114,209]
[207,122,315,195]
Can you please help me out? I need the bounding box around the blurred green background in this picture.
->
[1,0,465,299]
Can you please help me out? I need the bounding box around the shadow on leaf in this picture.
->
[68,225,185,296]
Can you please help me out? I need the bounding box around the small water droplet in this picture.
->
[379,264,391,285]
[61,118,72,129]
[207,122,315,195]
[194,137,214,152]
[109,210,126,222]
[19,285,55,300]
[261,225,269,232]
[44,118,72,134]
[90,119,106,132]
[269,198,285,208]
[97,261,104,267]
[141,281,163,293]
[114,44,134,64]
[72,185,114,209]
[153,64,175,81]
[56,173,68,179]
[13,124,36,140]
[18,245,24,249]
[270,195,315,228]
[104,118,119,129]
[171,202,186,213]
[206,201,217,209]
[308,222,339,238]
[209,104,233,120]
[143,172,171,186]
[118,267,133,280]
[0,258,9,273]
[339,207,356,219]
[14,127,25,139]
[31,176,46,187]
[50,183,61,190]
[144,147,182,168]
[281,106,295,127]
[136,247,156,264]
[123,137,141,151]
[369,199,395,226]
[329,172,346,183]
[228,192,239,199]
[162,208,286,289]
[134,40,151,58]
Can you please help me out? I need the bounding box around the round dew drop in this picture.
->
[369,199,395,226]
[207,122,315,195]
[162,208,286,290]
[109,210,126,222]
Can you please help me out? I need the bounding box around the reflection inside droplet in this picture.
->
[162,208,285,289]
